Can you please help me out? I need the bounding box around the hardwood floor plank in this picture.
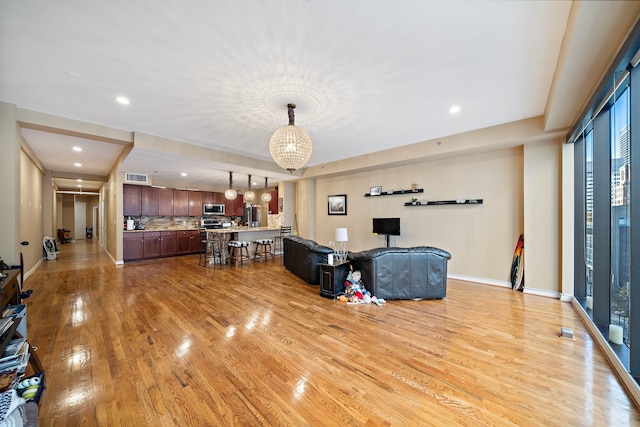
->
[21,239,640,426]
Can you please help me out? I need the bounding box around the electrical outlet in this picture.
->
[560,327,574,339]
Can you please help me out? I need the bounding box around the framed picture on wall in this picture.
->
[370,186,382,196]
[328,194,347,215]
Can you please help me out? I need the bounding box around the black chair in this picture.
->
[273,226,292,257]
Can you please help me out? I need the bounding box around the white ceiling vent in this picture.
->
[124,173,149,184]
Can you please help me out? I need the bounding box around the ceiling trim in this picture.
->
[20,140,45,175]
[132,131,301,182]
[302,116,568,180]
[544,1,640,132]
[51,171,107,181]
[17,108,132,146]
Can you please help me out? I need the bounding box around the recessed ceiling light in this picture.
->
[115,96,130,105]
[77,179,83,182]
[74,163,82,167]
[449,105,461,114]
[73,146,82,152]
[77,184,82,188]
[181,172,187,177]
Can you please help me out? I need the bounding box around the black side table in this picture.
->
[319,261,351,299]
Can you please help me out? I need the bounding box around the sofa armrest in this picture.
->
[310,245,333,255]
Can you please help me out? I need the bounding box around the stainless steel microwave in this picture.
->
[203,203,225,215]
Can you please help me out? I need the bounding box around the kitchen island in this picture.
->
[206,227,281,264]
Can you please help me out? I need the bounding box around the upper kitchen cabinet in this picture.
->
[158,188,174,216]
[123,184,142,216]
[173,190,189,216]
[141,186,159,216]
[268,190,278,214]
[234,196,245,217]
[202,191,215,205]
[213,192,225,204]
[188,191,203,217]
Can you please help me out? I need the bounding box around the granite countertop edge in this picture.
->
[123,227,281,233]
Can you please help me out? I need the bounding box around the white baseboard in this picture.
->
[23,258,43,283]
[448,273,562,299]
[447,274,511,288]
[570,297,640,411]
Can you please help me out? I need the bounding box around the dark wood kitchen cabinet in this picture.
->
[158,188,174,216]
[160,231,177,256]
[234,197,245,217]
[190,230,202,253]
[141,186,159,216]
[143,232,161,258]
[268,190,278,214]
[213,192,225,203]
[123,232,144,261]
[173,190,189,216]
[202,191,215,205]
[224,199,234,218]
[123,184,142,216]
[188,191,203,217]
[177,230,198,255]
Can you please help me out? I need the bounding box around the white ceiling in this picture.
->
[0,1,574,192]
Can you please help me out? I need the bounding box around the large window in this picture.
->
[610,88,631,347]
[574,30,640,375]
[585,130,593,310]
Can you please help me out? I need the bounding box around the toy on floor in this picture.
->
[339,270,385,306]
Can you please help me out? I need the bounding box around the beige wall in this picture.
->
[19,150,44,275]
[313,146,524,285]
[524,139,563,295]
[0,103,20,266]
[295,180,315,239]
[104,171,119,261]
[61,194,75,238]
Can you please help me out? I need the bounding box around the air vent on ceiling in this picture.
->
[124,173,149,184]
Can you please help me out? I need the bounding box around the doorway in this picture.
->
[74,201,86,240]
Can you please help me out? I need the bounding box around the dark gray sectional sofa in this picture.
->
[348,246,451,300]
[283,236,333,284]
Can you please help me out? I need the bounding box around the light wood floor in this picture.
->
[23,239,640,426]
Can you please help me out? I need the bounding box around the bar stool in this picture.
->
[199,230,222,268]
[227,240,250,266]
[273,226,292,257]
[253,238,274,262]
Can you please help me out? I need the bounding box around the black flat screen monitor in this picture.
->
[372,217,400,236]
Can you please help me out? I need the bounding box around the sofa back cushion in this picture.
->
[349,247,450,299]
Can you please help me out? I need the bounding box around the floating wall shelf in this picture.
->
[364,189,423,197]
[404,199,483,206]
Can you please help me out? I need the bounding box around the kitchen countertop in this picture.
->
[123,226,281,233]
[206,226,281,233]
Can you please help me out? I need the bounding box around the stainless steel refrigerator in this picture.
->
[243,204,262,227]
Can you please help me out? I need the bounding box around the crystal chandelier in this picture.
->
[244,174,256,202]
[224,171,237,200]
[261,177,272,202]
[269,103,312,173]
